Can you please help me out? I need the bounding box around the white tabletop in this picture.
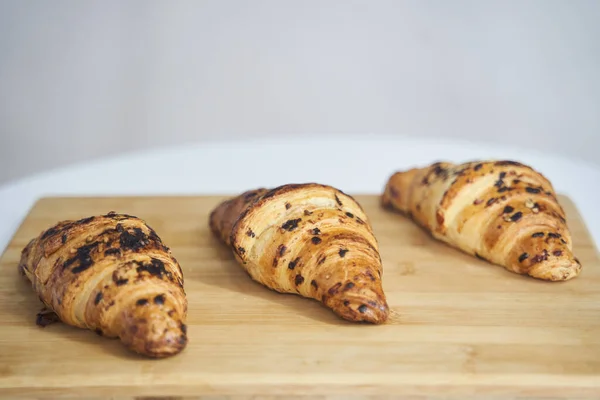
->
[1,135,599,254]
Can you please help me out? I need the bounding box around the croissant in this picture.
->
[381,160,582,281]
[209,183,389,323]
[18,212,188,357]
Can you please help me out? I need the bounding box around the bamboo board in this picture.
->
[0,195,599,399]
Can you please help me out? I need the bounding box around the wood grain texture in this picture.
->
[0,195,599,399]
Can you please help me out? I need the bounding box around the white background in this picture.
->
[1,0,599,184]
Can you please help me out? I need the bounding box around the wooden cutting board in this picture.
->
[0,194,599,399]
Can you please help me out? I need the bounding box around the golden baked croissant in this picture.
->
[209,183,389,323]
[18,212,188,357]
[381,160,582,281]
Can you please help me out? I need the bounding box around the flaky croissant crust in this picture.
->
[19,212,188,358]
[382,160,582,281]
[210,183,389,324]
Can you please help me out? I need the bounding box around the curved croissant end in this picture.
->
[210,183,389,324]
[18,212,188,357]
[382,160,582,281]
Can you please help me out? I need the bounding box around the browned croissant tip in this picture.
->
[340,298,389,324]
[119,307,188,358]
[528,257,582,282]
[323,273,390,324]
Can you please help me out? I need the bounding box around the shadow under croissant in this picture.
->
[200,236,385,326]
[11,273,165,360]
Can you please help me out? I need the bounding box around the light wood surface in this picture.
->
[0,194,599,399]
